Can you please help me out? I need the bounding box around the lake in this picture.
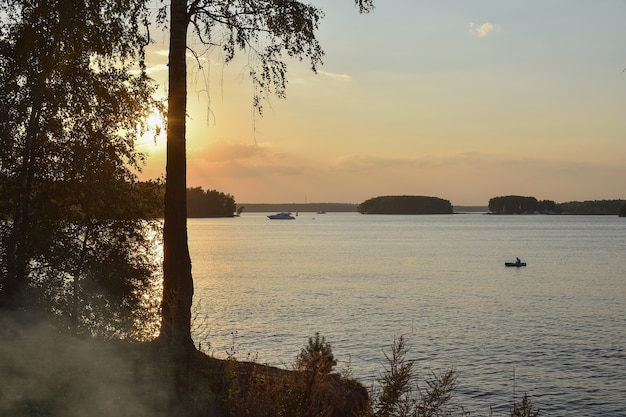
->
[188,213,626,416]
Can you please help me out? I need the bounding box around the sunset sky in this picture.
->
[136,0,626,206]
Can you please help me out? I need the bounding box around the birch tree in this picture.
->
[0,0,160,335]
[159,0,374,350]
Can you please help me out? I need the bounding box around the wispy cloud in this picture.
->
[317,70,351,81]
[187,139,315,179]
[330,154,441,172]
[198,139,264,162]
[468,22,501,38]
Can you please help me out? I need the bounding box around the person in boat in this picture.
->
[516,257,521,265]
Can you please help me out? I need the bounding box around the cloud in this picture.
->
[198,139,265,162]
[187,139,316,180]
[468,22,501,38]
[317,70,352,81]
[332,154,407,171]
[331,154,447,173]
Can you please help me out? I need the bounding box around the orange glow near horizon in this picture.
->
[135,2,626,206]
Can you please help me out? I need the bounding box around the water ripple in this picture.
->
[189,214,626,415]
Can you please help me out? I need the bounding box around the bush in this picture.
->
[296,332,337,374]
[221,332,368,417]
[511,393,540,417]
[370,335,459,417]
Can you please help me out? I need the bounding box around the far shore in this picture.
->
[239,203,488,213]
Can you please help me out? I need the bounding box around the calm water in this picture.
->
[188,213,626,416]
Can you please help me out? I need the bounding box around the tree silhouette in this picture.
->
[0,0,156,313]
[159,0,374,351]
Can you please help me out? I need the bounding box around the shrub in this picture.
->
[511,393,540,417]
[295,332,337,374]
[370,335,459,417]
[222,333,368,417]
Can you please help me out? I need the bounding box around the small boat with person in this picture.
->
[505,257,526,267]
[267,212,295,220]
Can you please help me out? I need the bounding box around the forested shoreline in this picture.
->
[489,195,626,215]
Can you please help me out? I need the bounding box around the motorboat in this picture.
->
[505,261,526,267]
[267,212,295,220]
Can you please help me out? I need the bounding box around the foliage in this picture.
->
[32,220,162,339]
[358,196,453,214]
[535,199,557,213]
[370,336,460,417]
[0,179,164,338]
[187,187,237,218]
[221,333,369,417]
[511,393,541,417]
[488,196,557,214]
[489,196,626,215]
[556,199,626,215]
[0,0,161,337]
[157,0,374,115]
[130,179,167,220]
[295,332,338,374]
[620,203,626,217]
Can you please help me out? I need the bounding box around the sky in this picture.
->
[136,0,626,206]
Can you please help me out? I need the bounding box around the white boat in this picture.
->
[267,212,295,220]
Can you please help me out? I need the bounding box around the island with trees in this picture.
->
[357,195,453,214]
[488,195,626,215]
[488,196,557,214]
[558,199,626,215]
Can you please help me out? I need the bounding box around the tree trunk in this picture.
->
[159,0,194,351]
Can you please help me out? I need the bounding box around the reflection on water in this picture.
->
[188,213,626,416]
[132,220,164,341]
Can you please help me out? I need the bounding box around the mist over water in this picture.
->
[190,213,626,416]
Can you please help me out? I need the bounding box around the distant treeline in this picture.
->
[187,187,236,218]
[357,196,453,214]
[125,185,624,217]
[453,206,489,213]
[240,203,358,213]
[116,182,237,218]
[489,195,626,215]
[559,199,626,215]
[488,196,557,214]
[234,203,488,213]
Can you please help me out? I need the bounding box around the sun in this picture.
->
[144,107,166,136]
[137,107,166,147]
[146,109,164,132]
